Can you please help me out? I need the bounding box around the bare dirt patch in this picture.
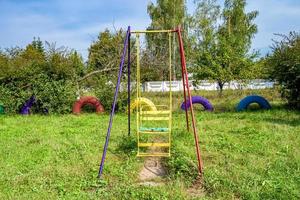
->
[138,157,166,186]
[186,176,206,198]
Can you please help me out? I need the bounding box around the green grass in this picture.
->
[0,90,299,199]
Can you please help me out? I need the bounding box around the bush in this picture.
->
[0,74,77,114]
[267,32,300,109]
[0,39,81,114]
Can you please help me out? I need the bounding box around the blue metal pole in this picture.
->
[98,26,130,178]
[128,28,131,136]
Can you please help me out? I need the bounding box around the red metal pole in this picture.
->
[176,27,203,174]
[181,62,189,131]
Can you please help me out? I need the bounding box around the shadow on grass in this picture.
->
[265,118,300,127]
[243,104,300,126]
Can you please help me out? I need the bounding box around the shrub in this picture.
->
[0,74,77,114]
[92,77,129,112]
[267,32,300,109]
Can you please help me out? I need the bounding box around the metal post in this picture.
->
[98,26,130,178]
[181,60,189,131]
[128,27,131,136]
[177,27,203,175]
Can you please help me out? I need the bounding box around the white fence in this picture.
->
[142,80,275,92]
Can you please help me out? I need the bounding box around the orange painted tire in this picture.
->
[73,96,104,114]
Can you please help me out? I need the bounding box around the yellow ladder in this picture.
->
[137,109,172,157]
[135,32,173,157]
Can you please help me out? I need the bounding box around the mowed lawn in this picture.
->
[0,109,299,199]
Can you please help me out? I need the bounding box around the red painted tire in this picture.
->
[73,96,105,114]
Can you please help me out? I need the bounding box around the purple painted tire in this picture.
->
[181,96,213,111]
[20,96,36,115]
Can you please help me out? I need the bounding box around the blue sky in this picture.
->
[0,0,299,59]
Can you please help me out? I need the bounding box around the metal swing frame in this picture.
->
[98,26,203,178]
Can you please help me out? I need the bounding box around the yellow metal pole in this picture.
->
[168,32,172,156]
[131,30,176,34]
[136,34,140,155]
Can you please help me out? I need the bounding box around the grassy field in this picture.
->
[0,90,299,199]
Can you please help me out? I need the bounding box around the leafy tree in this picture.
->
[31,37,45,54]
[87,29,131,111]
[146,0,187,80]
[147,0,186,46]
[88,29,125,71]
[267,32,300,109]
[44,42,84,80]
[86,29,126,86]
[191,0,258,93]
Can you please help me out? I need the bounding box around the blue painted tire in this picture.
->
[237,95,271,111]
[181,96,213,111]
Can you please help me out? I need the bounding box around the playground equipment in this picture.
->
[237,95,271,111]
[0,105,4,114]
[98,26,203,178]
[73,96,105,114]
[134,30,173,157]
[181,96,213,111]
[128,97,157,113]
[20,96,35,115]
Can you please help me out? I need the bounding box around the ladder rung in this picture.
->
[139,131,169,134]
[139,143,170,147]
[141,110,170,115]
[137,152,170,157]
[139,127,169,132]
[141,117,169,121]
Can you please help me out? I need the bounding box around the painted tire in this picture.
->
[20,96,36,115]
[181,96,213,111]
[0,105,4,114]
[73,96,105,114]
[128,97,157,113]
[237,95,271,111]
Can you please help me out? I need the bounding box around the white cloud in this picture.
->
[0,0,152,60]
[0,0,299,59]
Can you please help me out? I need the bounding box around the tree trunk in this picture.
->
[218,81,224,96]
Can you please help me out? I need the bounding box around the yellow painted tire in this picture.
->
[128,98,157,113]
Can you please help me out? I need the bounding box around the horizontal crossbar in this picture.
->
[139,143,170,147]
[131,30,176,34]
[141,110,171,115]
[139,127,169,132]
[139,131,169,134]
[137,153,170,157]
[141,117,169,121]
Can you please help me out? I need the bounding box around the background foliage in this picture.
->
[267,32,300,109]
[0,38,81,114]
[190,0,259,93]
[0,0,298,113]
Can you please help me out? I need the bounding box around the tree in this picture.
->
[191,0,258,93]
[146,0,187,80]
[88,29,125,71]
[147,0,186,48]
[87,29,130,110]
[267,32,300,109]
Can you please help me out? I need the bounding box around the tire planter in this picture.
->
[0,105,4,114]
[128,97,157,113]
[73,96,105,114]
[237,95,271,111]
[20,96,36,115]
[181,96,213,111]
